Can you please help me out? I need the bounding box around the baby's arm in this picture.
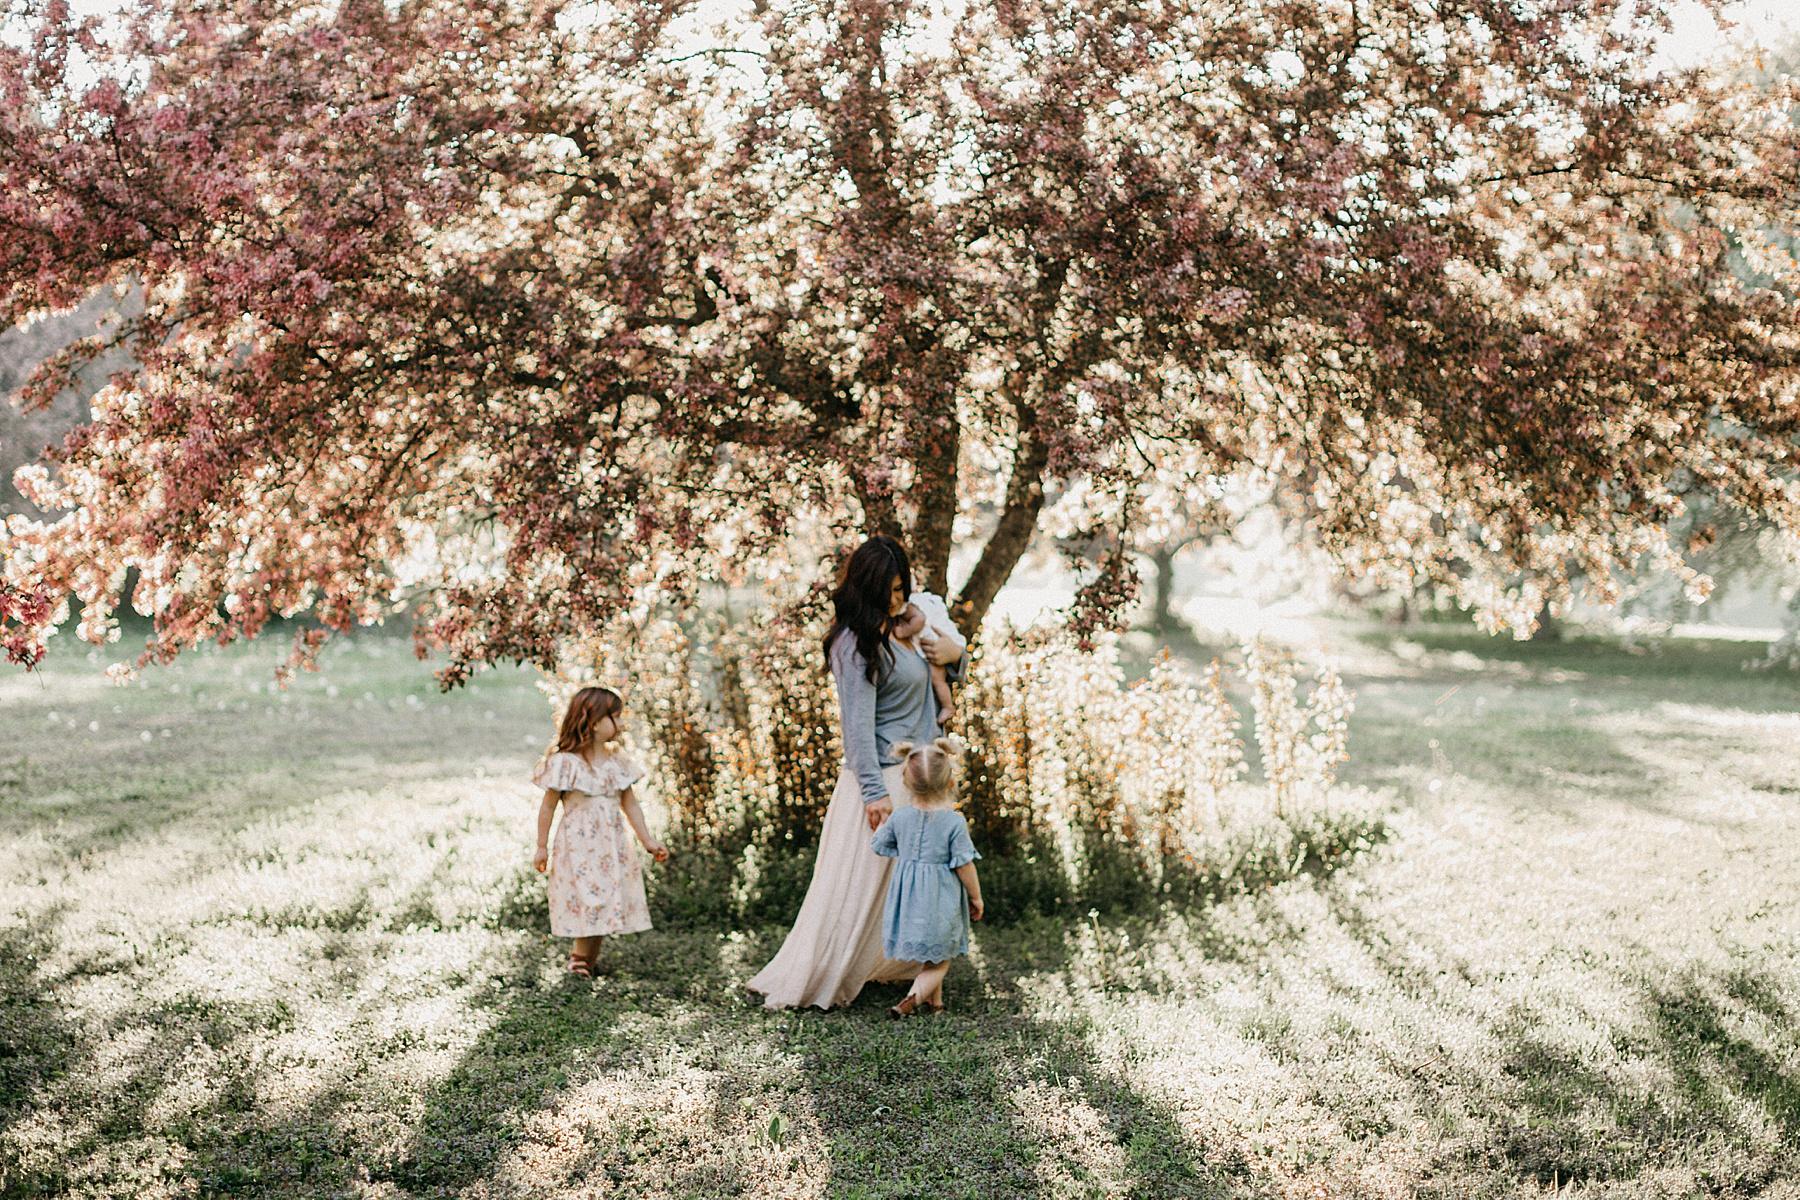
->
[954,861,984,921]
[892,604,927,644]
[619,786,671,863]
[534,790,560,872]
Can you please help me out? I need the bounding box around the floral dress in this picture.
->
[531,750,653,938]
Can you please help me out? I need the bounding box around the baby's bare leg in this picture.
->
[932,663,955,725]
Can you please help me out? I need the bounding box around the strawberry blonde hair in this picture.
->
[891,735,964,806]
[556,686,623,758]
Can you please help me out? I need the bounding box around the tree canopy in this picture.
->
[2,0,1797,679]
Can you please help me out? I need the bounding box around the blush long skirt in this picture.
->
[745,762,922,1009]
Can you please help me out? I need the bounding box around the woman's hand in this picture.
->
[533,846,549,873]
[646,840,671,864]
[927,632,963,666]
[865,796,892,831]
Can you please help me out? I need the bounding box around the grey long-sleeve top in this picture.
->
[829,630,968,805]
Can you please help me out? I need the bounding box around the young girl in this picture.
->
[870,736,984,1017]
[531,686,670,977]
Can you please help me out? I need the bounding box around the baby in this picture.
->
[890,590,958,728]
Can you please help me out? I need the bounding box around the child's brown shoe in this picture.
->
[888,995,921,1020]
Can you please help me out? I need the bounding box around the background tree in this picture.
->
[2,0,1797,679]
[0,289,136,516]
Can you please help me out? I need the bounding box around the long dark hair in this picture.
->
[822,535,911,684]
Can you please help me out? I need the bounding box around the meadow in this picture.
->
[2,625,1798,1199]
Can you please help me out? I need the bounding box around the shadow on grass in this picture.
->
[5,640,542,868]
[0,887,405,1198]
[6,742,517,869]
[742,832,1390,1199]
[1327,666,1793,836]
[1475,973,1800,1195]
[361,925,1249,1197]
[1649,971,1800,1144]
[1314,885,1800,1195]
[0,914,79,1151]
[0,869,1301,1199]
[774,988,1256,1199]
[371,927,743,1196]
[360,846,1371,1200]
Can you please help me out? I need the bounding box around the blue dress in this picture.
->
[871,806,981,963]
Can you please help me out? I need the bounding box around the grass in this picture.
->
[3,625,1799,1198]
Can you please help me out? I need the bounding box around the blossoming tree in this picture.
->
[2,0,1796,679]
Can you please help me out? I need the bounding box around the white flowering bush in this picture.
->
[552,618,1384,924]
[1244,637,1354,816]
[958,630,1378,916]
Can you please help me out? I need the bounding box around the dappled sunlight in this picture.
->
[0,655,563,1193]
[467,1019,833,1200]
[1339,631,1594,685]
[1648,702,1800,737]
[6,630,1800,1194]
[1007,1079,1131,1197]
[955,730,1800,1197]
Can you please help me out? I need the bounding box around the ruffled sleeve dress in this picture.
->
[870,806,981,963]
[531,750,653,938]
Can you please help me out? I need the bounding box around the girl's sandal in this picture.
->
[567,954,594,978]
[888,995,921,1020]
[921,998,946,1014]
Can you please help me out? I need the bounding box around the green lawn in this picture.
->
[3,627,1798,1198]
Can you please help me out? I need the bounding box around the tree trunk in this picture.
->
[908,406,960,599]
[1148,545,1177,630]
[856,476,904,544]
[951,404,1048,637]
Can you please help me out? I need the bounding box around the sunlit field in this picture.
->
[3,626,1798,1199]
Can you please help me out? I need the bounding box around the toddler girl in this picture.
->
[531,686,670,977]
[870,736,984,1017]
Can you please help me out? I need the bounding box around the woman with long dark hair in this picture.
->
[746,534,968,1010]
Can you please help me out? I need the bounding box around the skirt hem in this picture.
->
[551,919,654,939]
[744,762,920,1011]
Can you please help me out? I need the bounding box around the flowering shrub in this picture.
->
[957,630,1371,915]
[548,619,1382,925]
